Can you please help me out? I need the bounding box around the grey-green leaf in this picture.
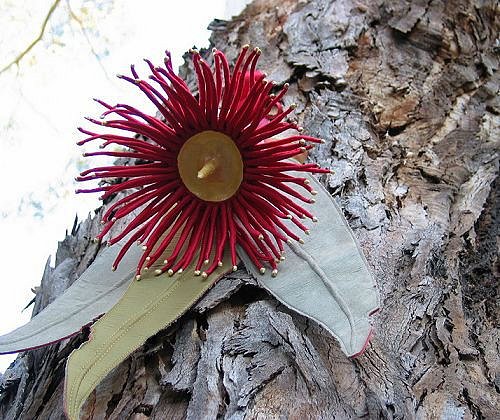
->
[238,173,379,357]
[0,241,139,355]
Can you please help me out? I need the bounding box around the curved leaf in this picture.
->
[238,173,379,357]
[0,241,140,355]
[64,255,232,420]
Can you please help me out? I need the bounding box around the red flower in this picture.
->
[77,46,330,279]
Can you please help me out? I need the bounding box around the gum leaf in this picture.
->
[64,255,232,420]
[0,241,141,355]
[238,173,380,357]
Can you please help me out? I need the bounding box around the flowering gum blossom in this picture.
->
[76,46,330,279]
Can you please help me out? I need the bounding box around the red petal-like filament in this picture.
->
[77,47,330,276]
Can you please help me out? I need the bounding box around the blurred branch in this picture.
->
[0,0,62,75]
[66,0,112,80]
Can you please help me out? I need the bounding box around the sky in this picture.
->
[0,0,250,373]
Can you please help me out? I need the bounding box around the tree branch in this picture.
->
[66,0,111,80]
[0,0,62,75]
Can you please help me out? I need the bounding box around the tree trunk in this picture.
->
[1,0,498,418]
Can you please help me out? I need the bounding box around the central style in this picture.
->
[77,46,330,280]
[177,130,243,202]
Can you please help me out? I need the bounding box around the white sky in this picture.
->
[0,0,250,373]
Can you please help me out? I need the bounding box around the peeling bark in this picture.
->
[1,0,498,418]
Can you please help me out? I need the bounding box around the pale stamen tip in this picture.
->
[271,269,278,277]
[232,265,238,272]
[280,256,286,261]
[111,266,116,271]
[142,245,147,251]
[203,259,209,265]
[168,269,174,276]
[217,261,223,267]
[194,270,201,276]
[311,190,318,195]
[304,179,310,184]
[259,267,266,275]
[258,234,264,240]
[135,275,141,281]
[146,256,151,261]
[299,238,305,244]
[201,272,208,279]
[163,259,168,264]
[310,198,316,203]
[177,269,183,274]
[305,230,310,235]
[154,269,162,275]
[312,216,318,222]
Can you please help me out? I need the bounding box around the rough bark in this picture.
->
[1,0,498,418]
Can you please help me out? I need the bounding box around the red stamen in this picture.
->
[77,48,331,276]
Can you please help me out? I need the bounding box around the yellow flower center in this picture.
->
[177,130,243,202]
